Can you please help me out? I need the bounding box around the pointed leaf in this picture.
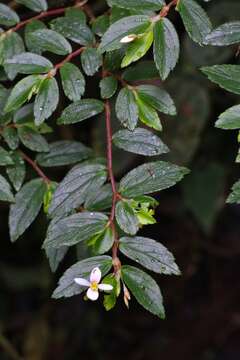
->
[121,29,153,68]
[136,84,176,115]
[34,77,59,125]
[28,29,72,55]
[9,178,46,242]
[0,4,19,26]
[119,160,189,197]
[115,87,138,130]
[100,76,118,99]
[120,236,180,275]
[6,151,26,191]
[107,0,165,10]
[216,105,240,130]
[113,128,169,156]
[100,15,151,52]
[16,0,47,12]
[45,246,68,272]
[81,48,102,76]
[50,17,94,46]
[48,163,107,218]
[36,140,92,167]
[201,65,240,95]
[2,127,19,150]
[115,200,139,235]
[0,146,14,166]
[177,0,212,44]
[135,95,162,131]
[4,75,42,113]
[18,126,49,152]
[205,22,240,46]
[0,174,14,203]
[121,265,165,318]
[227,180,240,204]
[4,52,53,74]
[60,63,85,102]
[153,18,180,80]
[58,99,104,125]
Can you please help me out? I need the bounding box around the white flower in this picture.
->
[120,34,137,44]
[74,267,113,301]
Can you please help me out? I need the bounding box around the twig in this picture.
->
[0,333,23,360]
[104,100,121,273]
[19,151,51,185]
[52,47,85,73]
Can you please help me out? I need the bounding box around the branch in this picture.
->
[104,100,121,273]
[160,0,178,17]
[52,47,85,73]
[4,1,93,35]
[19,151,51,185]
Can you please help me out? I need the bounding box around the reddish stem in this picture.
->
[6,7,67,34]
[19,151,51,185]
[53,47,85,73]
[160,0,178,17]
[104,100,121,272]
[4,1,92,35]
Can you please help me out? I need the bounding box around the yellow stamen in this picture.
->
[90,282,98,291]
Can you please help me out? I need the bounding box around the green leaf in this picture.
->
[107,0,165,11]
[135,95,162,131]
[0,174,14,203]
[1,32,25,80]
[0,4,19,26]
[60,63,85,102]
[177,0,212,44]
[201,65,240,95]
[57,99,104,125]
[25,20,46,54]
[136,84,176,115]
[48,163,107,218]
[227,180,240,204]
[100,76,118,99]
[153,18,180,80]
[121,265,165,318]
[113,128,169,156]
[0,85,10,119]
[120,236,180,275]
[43,212,108,249]
[90,227,114,255]
[18,126,49,152]
[100,15,151,52]
[216,105,240,130]
[115,88,138,130]
[4,75,42,113]
[50,17,94,46]
[2,127,19,150]
[121,29,153,68]
[36,141,92,167]
[16,0,47,12]
[28,29,72,55]
[6,151,26,191]
[4,52,53,75]
[115,200,139,235]
[81,48,102,76]
[45,246,68,272]
[52,256,112,298]
[205,22,240,46]
[34,77,59,125]
[0,146,14,166]
[85,184,113,211]
[122,61,159,82]
[119,160,189,197]
[9,178,46,242]
[92,15,110,37]
[65,8,87,22]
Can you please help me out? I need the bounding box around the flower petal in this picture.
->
[87,288,99,301]
[98,283,113,292]
[74,278,90,287]
[90,267,101,283]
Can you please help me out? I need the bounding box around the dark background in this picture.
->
[1,0,240,359]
